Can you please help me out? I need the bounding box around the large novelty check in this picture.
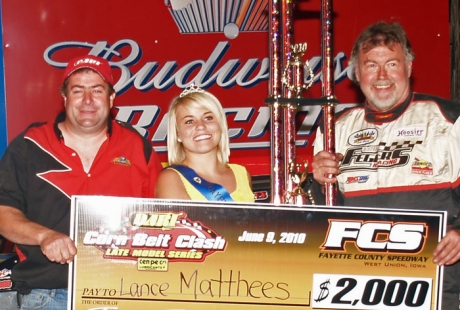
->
[68,196,446,310]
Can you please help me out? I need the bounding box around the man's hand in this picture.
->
[0,205,77,264]
[40,230,77,264]
[433,229,460,266]
[311,151,344,184]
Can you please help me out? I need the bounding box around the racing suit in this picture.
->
[310,92,460,310]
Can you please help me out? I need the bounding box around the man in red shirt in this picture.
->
[0,55,162,309]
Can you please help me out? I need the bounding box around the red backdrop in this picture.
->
[1,0,450,175]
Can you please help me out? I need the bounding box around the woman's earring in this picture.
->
[178,138,182,142]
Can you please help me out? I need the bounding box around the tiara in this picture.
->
[180,83,205,98]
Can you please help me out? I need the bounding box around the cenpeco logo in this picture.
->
[321,220,427,253]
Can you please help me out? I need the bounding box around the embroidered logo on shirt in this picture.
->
[411,158,433,175]
[112,157,131,166]
[346,175,369,184]
[341,141,423,173]
[348,129,378,146]
[394,126,426,140]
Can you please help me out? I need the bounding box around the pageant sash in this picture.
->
[168,165,234,202]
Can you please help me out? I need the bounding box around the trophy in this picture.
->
[281,43,314,98]
[286,160,312,206]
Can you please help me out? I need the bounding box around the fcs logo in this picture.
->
[321,220,427,253]
[165,0,269,39]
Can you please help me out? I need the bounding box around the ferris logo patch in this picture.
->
[112,156,131,166]
[341,141,423,172]
[411,158,433,175]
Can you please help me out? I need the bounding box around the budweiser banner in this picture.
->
[0,1,451,170]
[69,196,445,309]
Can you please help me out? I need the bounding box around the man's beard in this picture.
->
[367,81,398,111]
[369,91,398,111]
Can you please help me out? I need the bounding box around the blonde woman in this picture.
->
[155,84,254,202]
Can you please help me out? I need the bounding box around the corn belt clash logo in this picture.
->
[82,211,227,271]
